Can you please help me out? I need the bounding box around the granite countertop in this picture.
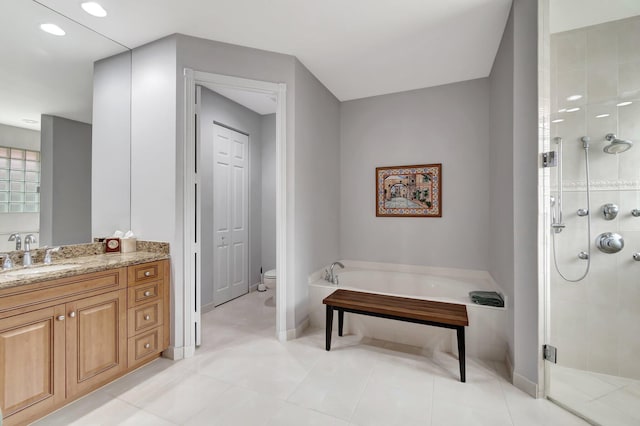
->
[0,251,170,290]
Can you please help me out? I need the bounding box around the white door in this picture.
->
[212,124,249,306]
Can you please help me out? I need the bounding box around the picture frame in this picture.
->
[375,164,442,217]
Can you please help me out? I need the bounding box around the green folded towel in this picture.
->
[469,291,504,307]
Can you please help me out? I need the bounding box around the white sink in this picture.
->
[2,263,81,278]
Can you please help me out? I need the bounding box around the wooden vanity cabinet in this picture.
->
[0,305,66,425]
[0,259,170,426]
[65,290,127,398]
[126,260,170,367]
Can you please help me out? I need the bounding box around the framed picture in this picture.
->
[376,164,442,217]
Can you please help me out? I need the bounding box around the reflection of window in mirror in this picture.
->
[0,146,41,213]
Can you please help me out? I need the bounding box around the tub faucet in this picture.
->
[8,233,21,250]
[23,234,37,267]
[330,261,344,284]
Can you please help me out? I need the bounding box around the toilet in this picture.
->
[264,269,277,291]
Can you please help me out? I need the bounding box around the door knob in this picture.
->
[144,315,151,321]
[144,343,150,349]
[144,271,151,277]
[144,291,151,297]
[69,311,76,318]
[57,315,65,321]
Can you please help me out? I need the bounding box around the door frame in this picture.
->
[183,69,289,348]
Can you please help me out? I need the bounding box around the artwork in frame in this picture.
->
[376,164,442,217]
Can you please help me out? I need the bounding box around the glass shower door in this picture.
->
[544,2,640,424]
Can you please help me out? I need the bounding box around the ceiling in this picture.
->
[38,0,513,102]
[5,0,639,133]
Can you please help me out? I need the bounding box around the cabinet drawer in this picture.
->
[127,281,162,307]
[128,261,163,285]
[128,327,163,367]
[0,268,126,318]
[127,300,163,336]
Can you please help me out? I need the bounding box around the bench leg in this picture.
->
[338,309,344,336]
[325,305,333,351]
[457,327,466,382]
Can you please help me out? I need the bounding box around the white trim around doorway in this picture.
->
[183,69,289,354]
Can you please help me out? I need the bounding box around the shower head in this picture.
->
[603,133,633,154]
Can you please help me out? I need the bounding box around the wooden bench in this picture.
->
[323,289,469,382]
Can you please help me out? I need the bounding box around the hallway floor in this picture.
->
[35,289,588,425]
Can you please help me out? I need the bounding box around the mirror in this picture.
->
[0,0,130,251]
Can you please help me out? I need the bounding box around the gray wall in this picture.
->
[261,114,276,272]
[489,0,539,387]
[199,86,263,308]
[92,51,131,238]
[340,79,491,270]
[293,59,341,320]
[512,0,539,386]
[120,34,340,347]
[40,115,92,246]
[173,35,296,338]
[489,0,515,376]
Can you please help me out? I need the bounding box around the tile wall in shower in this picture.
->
[550,15,640,380]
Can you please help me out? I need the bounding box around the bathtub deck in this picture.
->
[323,289,469,382]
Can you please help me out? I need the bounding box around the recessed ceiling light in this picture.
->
[566,95,582,101]
[617,101,633,107]
[22,119,39,124]
[81,2,107,17]
[595,114,610,119]
[40,23,65,36]
[566,107,581,112]
[558,108,567,113]
[551,119,564,123]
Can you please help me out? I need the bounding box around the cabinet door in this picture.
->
[0,305,65,424]
[66,290,126,398]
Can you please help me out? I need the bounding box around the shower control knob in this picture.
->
[633,253,640,261]
[632,209,640,217]
[596,232,624,254]
[578,251,589,260]
[577,208,589,217]
[602,203,619,220]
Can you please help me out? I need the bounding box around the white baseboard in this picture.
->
[249,281,260,292]
[505,351,514,382]
[513,372,538,398]
[162,346,184,360]
[278,317,310,341]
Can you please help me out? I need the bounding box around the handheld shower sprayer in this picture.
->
[551,135,593,282]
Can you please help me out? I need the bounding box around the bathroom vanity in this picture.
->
[0,253,170,426]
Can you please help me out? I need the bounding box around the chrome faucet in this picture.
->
[44,247,60,264]
[330,261,344,284]
[23,234,37,267]
[0,253,13,270]
[8,233,21,250]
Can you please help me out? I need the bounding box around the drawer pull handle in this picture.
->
[57,315,65,321]
[69,311,76,318]
[144,315,151,321]
[144,343,151,349]
[144,291,152,297]
[144,271,151,277]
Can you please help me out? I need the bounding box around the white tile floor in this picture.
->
[548,364,640,426]
[34,289,588,426]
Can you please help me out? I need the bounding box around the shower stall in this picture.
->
[542,2,640,424]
